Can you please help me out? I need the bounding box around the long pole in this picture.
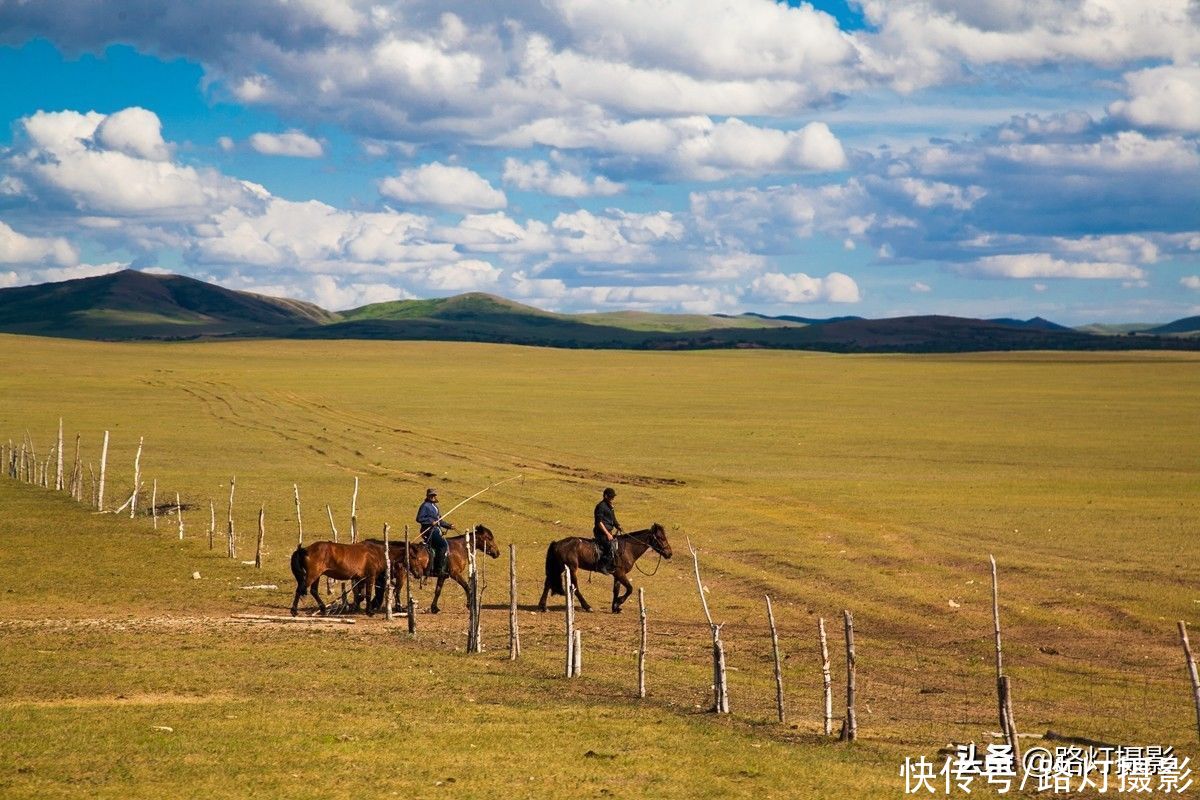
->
[130,436,143,519]
[255,506,265,569]
[638,588,647,699]
[405,525,415,635]
[1179,621,1200,742]
[842,609,856,742]
[97,431,109,510]
[151,478,158,529]
[383,523,394,622]
[990,554,1009,740]
[509,543,519,660]
[349,477,358,543]
[435,475,522,526]
[564,566,574,677]
[55,417,63,491]
[226,477,236,559]
[766,595,785,724]
[819,617,833,735]
[293,484,303,546]
[176,492,184,540]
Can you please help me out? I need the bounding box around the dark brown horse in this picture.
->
[290,541,387,616]
[538,523,672,613]
[366,524,499,614]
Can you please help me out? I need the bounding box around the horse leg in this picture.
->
[571,567,592,612]
[310,579,327,616]
[537,579,551,612]
[291,582,305,617]
[430,576,445,614]
[612,573,633,613]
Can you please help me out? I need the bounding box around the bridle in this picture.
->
[620,528,667,575]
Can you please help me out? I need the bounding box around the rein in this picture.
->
[621,530,665,576]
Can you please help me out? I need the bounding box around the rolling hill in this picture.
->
[0,269,336,339]
[2,270,1200,352]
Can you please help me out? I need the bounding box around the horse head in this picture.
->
[473,524,501,558]
[648,522,673,559]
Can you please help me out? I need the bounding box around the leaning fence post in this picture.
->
[509,543,520,660]
[819,617,832,735]
[840,609,856,741]
[293,483,303,546]
[226,477,236,559]
[638,587,648,699]
[349,477,359,543]
[766,595,786,724]
[1179,620,1200,742]
[176,492,184,540]
[255,506,265,569]
[151,479,158,529]
[130,436,143,519]
[687,537,728,713]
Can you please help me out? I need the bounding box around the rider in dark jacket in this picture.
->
[417,488,454,575]
[593,487,622,575]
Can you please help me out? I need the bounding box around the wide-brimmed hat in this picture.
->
[426,488,438,498]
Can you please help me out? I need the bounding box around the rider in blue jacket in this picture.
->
[417,487,454,575]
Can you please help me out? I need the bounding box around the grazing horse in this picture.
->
[367,524,499,614]
[290,541,387,617]
[538,523,672,613]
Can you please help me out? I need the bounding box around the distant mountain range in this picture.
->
[1,269,1198,353]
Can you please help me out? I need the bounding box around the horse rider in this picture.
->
[417,487,454,576]
[593,487,622,575]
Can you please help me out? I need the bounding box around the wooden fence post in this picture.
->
[226,478,236,559]
[383,523,394,622]
[176,492,184,540]
[405,525,415,635]
[293,483,303,546]
[151,479,158,529]
[55,418,63,491]
[840,610,856,741]
[466,527,480,652]
[687,537,728,713]
[638,587,647,699]
[766,595,785,724]
[1179,620,1200,742]
[564,566,575,677]
[255,506,265,569]
[326,505,338,595]
[349,477,358,543]
[573,629,582,676]
[130,436,143,518]
[509,543,520,660]
[70,435,82,500]
[97,431,109,510]
[208,501,215,550]
[819,617,833,735]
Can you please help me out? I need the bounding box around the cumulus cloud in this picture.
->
[248,130,324,158]
[1109,65,1200,133]
[910,281,932,293]
[94,107,171,161]
[0,220,78,265]
[1182,276,1200,290]
[379,162,506,211]
[962,254,1146,280]
[502,158,623,197]
[747,271,861,304]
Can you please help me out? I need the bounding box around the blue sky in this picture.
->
[0,1,1198,324]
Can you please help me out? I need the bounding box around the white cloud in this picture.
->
[502,158,624,197]
[747,271,861,304]
[379,162,506,211]
[0,220,78,265]
[1181,276,1200,290]
[1109,65,1200,133]
[248,130,324,158]
[963,254,1146,280]
[217,136,234,152]
[7,108,257,219]
[910,281,932,293]
[0,261,125,288]
[94,107,171,161]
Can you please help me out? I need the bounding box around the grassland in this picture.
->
[0,335,1197,798]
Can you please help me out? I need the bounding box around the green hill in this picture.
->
[0,269,338,339]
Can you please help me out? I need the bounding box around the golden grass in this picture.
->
[0,335,1197,797]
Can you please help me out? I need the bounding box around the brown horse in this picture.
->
[366,524,499,614]
[538,523,672,613]
[290,541,387,617]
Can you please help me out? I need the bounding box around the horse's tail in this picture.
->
[544,542,566,596]
[290,545,308,589]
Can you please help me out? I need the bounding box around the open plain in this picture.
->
[1,334,1198,798]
